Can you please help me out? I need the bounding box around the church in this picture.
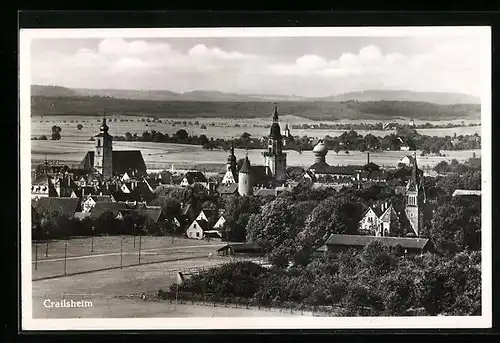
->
[78,118,147,180]
[219,104,291,196]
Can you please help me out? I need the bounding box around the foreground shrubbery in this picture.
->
[161,245,481,317]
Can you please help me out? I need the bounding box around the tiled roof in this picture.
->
[184,171,208,184]
[194,219,212,232]
[309,163,361,175]
[135,208,163,223]
[325,234,430,250]
[452,189,481,197]
[217,243,263,253]
[90,202,128,218]
[74,212,91,220]
[88,195,114,203]
[78,151,147,177]
[251,165,272,186]
[33,197,80,217]
[254,188,278,197]
[217,183,239,194]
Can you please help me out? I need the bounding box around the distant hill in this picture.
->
[30,95,481,121]
[31,85,480,105]
[313,90,480,105]
[31,85,77,97]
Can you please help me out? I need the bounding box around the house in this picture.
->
[322,234,433,255]
[78,150,147,178]
[452,189,481,197]
[213,215,226,230]
[135,207,164,224]
[217,243,264,256]
[32,197,81,217]
[399,155,415,167]
[31,174,59,199]
[359,207,381,233]
[90,201,128,220]
[216,183,239,197]
[73,212,91,221]
[143,178,161,192]
[186,219,211,239]
[195,209,218,224]
[359,202,401,237]
[82,194,116,213]
[180,171,208,187]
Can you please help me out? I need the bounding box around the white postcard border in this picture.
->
[20,26,492,330]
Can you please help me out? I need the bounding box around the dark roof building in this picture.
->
[90,202,128,219]
[78,150,147,177]
[33,197,81,217]
[182,171,208,185]
[217,183,239,195]
[217,243,264,256]
[323,234,433,254]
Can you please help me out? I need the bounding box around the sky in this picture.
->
[29,34,483,97]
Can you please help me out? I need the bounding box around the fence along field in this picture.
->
[32,235,228,280]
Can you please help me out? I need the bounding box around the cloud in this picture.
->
[30,37,482,97]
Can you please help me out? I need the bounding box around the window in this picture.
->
[196,232,200,238]
[97,139,101,147]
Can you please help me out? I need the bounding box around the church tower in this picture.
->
[94,117,113,180]
[404,152,425,236]
[262,104,287,183]
[222,143,238,184]
[238,155,253,196]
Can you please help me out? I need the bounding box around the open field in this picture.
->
[32,236,227,280]
[29,115,482,141]
[31,241,296,318]
[31,138,481,172]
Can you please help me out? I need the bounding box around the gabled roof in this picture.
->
[135,208,163,223]
[33,197,80,217]
[251,165,272,186]
[90,201,128,218]
[87,195,114,203]
[144,178,161,191]
[200,209,219,223]
[78,150,147,177]
[193,219,212,232]
[452,189,481,197]
[325,234,430,250]
[183,171,208,184]
[254,188,278,197]
[217,183,239,195]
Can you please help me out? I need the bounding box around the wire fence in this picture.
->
[31,235,227,281]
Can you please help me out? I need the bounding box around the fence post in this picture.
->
[63,243,68,275]
[138,234,142,264]
[120,237,123,269]
[45,240,49,258]
[34,243,38,270]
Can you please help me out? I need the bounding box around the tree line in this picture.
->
[111,127,480,154]
[161,247,480,316]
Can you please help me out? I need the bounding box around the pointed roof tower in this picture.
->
[269,103,282,139]
[239,154,252,174]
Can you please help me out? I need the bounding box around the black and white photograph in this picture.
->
[20,26,491,330]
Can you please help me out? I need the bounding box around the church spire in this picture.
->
[273,103,279,123]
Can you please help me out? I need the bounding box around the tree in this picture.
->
[76,124,83,130]
[175,129,189,141]
[430,198,481,255]
[223,195,262,242]
[51,125,62,140]
[199,134,209,146]
[296,195,363,253]
[241,132,251,139]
